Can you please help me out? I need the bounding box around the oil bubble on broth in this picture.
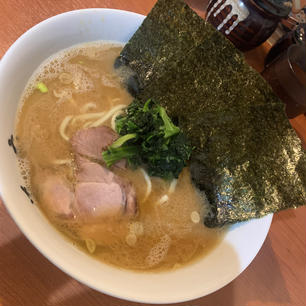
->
[14,41,225,271]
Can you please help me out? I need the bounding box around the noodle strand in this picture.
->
[89,104,126,127]
[71,111,105,125]
[111,109,124,131]
[59,115,73,141]
[168,179,178,194]
[140,168,152,203]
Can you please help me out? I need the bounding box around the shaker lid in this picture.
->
[254,0,292,18]
[295,23,306,43]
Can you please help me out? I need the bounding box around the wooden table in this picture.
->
[0,1,305,305]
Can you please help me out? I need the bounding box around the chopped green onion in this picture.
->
[36,82,48,93]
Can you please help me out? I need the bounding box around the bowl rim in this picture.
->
[0,8,273,304]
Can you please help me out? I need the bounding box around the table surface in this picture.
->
[0,1,305,306]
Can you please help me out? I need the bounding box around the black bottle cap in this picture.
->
[254,0,292,18]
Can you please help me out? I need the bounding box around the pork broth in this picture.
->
[15,42,224,271]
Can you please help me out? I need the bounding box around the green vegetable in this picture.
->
[36,82,48,93]
[102,99,192,179]
[102,145,139,168]
[158,106,180,138]
[111,133,137,148]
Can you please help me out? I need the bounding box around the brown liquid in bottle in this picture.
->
[262,44,306,118]
[293,63,306,86]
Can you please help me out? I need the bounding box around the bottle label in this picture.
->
[207,0,250,35]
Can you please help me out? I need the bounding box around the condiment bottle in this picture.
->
[261,43,306,118]
[206,0,292,51]
[265,22,306,65]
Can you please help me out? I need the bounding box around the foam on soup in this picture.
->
[15,42,225,271]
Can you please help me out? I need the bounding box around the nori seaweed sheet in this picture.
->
[118,0,306,227]
[118,0,215,91]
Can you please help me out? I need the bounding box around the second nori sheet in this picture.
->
[118,0,306,227]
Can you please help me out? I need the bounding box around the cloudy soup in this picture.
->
[15,42,224,271]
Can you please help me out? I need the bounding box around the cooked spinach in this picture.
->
[102,99,192,179]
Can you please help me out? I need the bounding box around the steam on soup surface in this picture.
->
[15,42,224,271]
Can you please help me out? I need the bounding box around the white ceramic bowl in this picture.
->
[0,9,273,304]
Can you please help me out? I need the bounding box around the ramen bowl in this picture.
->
[0,9,273,303]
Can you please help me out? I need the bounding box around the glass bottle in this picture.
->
[206,0,292,51]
